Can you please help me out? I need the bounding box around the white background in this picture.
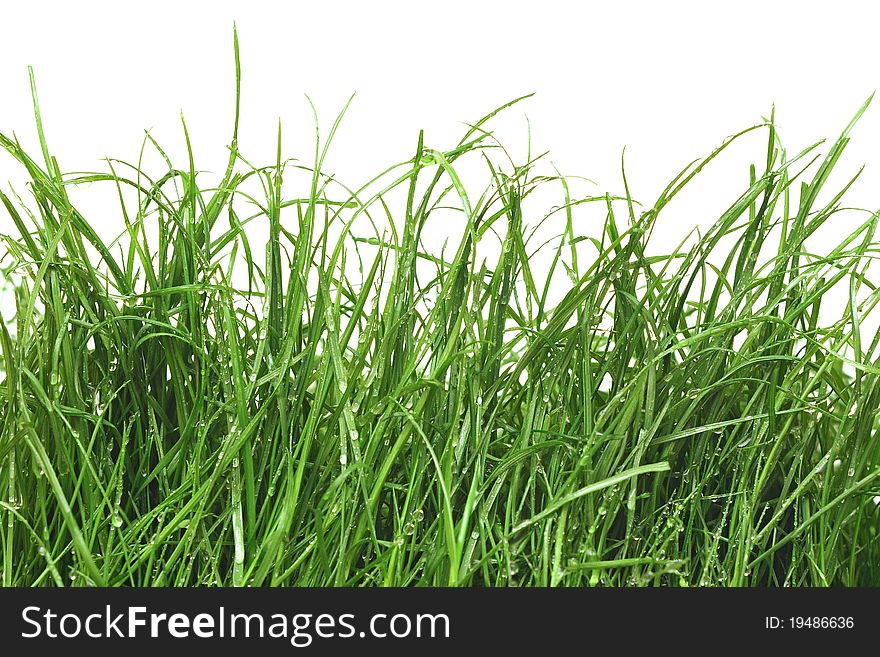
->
[2,1,880,317]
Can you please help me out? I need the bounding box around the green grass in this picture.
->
[2,33,880,587]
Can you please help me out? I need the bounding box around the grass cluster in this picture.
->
[2,36,880,587]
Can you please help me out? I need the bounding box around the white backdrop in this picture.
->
[2,1,880,321]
